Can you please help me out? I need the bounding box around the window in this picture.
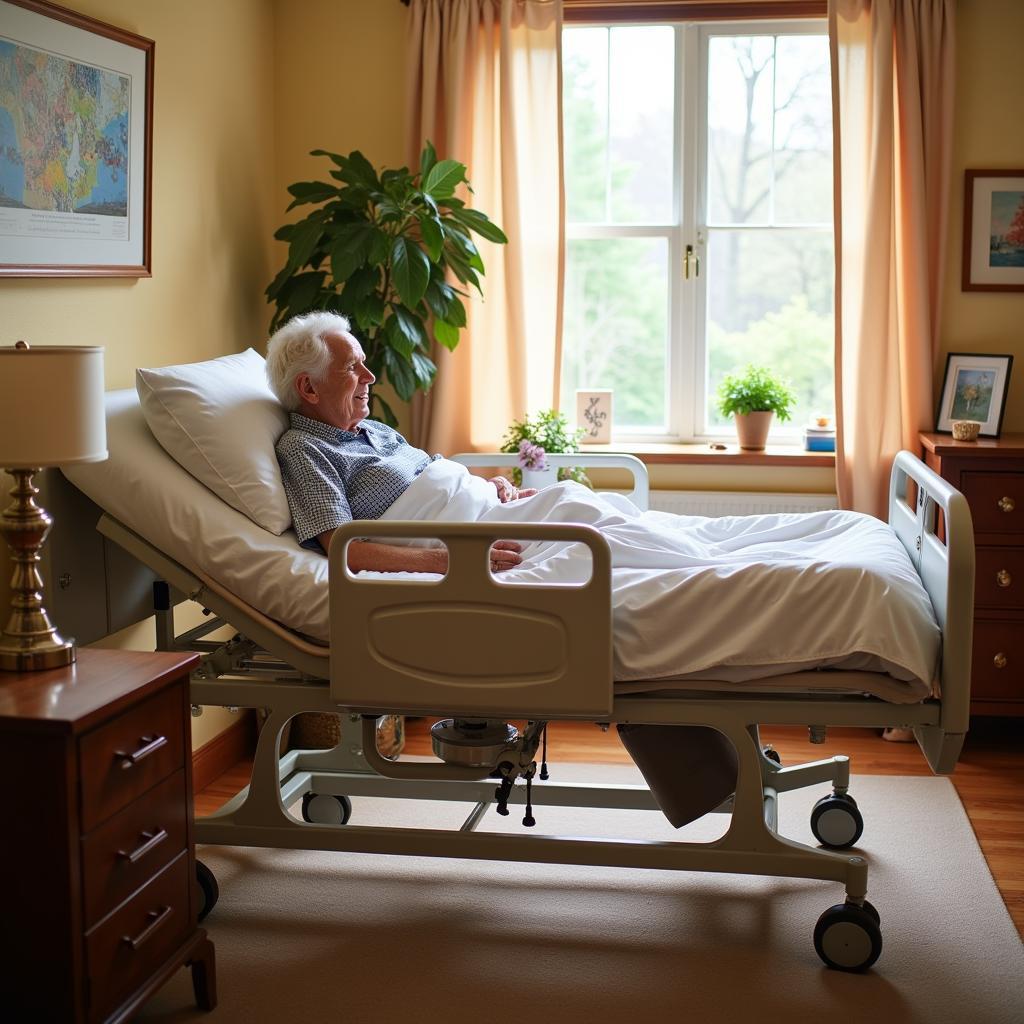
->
[560,21,834,443]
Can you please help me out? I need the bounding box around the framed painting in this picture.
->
[0,0,153,277]
[935,352,1013,438]
[962,169,1024,292]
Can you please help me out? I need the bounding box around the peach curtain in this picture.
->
[829,0,954,516]
[405,0,564,454]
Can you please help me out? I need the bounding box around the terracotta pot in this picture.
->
[734,411,773,451]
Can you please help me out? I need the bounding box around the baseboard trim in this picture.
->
[192,714,256,795]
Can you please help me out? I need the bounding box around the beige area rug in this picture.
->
[141,767,1023,1024]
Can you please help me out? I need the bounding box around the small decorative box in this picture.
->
[803,426,836,452]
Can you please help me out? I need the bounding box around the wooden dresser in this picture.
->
[921,432,1024,716]
[0,648,216,1022]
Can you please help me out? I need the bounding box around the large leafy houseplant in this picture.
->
[267,143,507,425]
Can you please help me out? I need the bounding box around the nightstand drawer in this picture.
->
[86,851,191,1022]
[961,472,1024,535]
[79,685,184,831]
[971,620,1024,702]
[975,548,1024,610]
[81,769,188,929]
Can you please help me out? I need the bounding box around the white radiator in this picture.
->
[648,490,839,517]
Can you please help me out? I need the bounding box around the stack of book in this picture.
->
[803,423,836,452]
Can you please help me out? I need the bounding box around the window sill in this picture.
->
[581,441,836,468]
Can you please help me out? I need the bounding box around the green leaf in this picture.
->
[309,149,346,167]
[382,347,417,402]
[390,237,431,308]
[273,223,296,242]
[411,350,437,388]
[371,393,398,428]
[285,181,339,208]
[393,306,426,349]
[451,206,508,244]
[419,141,437,182]
[424,280,453,320]
[445,294,467,328]
[352,292,385,329]
[417,213,444,261]
[338,150,381,191]
[423,159,466,200]
[342,264,379,302]
[433,319,460,351]
[281,271,327,316]
[287,215,327,272]
[329,221,377,283]
[384,315,416,360]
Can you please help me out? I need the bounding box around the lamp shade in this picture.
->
[0,345,107,467]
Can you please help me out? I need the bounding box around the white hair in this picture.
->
[265,311,352,411]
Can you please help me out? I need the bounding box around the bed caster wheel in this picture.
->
[301,792,352,825]
[813,902,882,971]
[810,793,863,849]
[196,860,219,922]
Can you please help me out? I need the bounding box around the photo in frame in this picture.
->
[962,169,1024,292]
[935,352,1013,438]
[0,0,153,277]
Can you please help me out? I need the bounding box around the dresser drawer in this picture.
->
[975,547,1024,610]
[961,472,1024,535]
[971,620,1024,702]
[86,850,191,1022]
[81,769,189,929]
[79,685,185,831]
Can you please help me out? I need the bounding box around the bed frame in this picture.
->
[94,450,973,971]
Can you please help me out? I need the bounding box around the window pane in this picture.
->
[561,238,668,430]
[608,27,674,223]
[774,35,832,224]
[705,229,834,431]
[707,36,774,225]
[563,28,609,223]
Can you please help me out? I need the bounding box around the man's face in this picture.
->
[298,330,375,431]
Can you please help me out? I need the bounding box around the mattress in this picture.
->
[63,391,939,704]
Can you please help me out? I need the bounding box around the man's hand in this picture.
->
[488,475,539,503]
[490,539,524,573]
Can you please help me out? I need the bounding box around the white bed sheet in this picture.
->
[63,391,939,703]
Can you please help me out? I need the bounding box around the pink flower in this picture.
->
[517,440,547,471]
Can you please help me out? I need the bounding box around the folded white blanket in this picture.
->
[381,460,939,698]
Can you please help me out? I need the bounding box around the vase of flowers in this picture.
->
[501,409,589,489]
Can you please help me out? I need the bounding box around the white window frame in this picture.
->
[562,18,832,444]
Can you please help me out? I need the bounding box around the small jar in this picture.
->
[951,420,981,442]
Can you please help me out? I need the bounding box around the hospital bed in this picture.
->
[60,386,975,973]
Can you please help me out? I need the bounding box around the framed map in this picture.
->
[0,0,153,276]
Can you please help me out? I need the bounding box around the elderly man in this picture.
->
[266,311,534,574]
[265,310,739,831]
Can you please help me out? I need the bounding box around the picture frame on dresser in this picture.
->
[935,352,1013,438]
[0,0,154,277]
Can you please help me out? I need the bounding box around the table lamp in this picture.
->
[0,342,107,671]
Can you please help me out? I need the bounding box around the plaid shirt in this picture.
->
[276,413,440,551]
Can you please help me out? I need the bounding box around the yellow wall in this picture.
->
[0,0,278,382]
[940,0,1024,431]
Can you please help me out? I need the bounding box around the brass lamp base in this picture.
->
[0,467,77,673]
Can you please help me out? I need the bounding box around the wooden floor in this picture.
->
[196,716,1024,938]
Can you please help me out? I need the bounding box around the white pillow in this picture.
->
[136,348,292,534]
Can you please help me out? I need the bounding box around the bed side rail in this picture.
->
[328,519,613,719]
[451,451,650,511]
[889,450,975,770]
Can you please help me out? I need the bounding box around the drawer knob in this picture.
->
[121,905,172,950]
[997,569,1012,588]
[998,496,1015,513]
[117,827,169,864]
[994,652,1008,669]
[114,734,168,770]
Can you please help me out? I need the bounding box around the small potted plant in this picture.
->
[716,365,796,451]
[500,409,588,489]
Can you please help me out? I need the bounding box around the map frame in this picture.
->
[0,0,153,277]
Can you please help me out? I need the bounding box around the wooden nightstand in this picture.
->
[921,432,1024,716]
[0,648,216,1022]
